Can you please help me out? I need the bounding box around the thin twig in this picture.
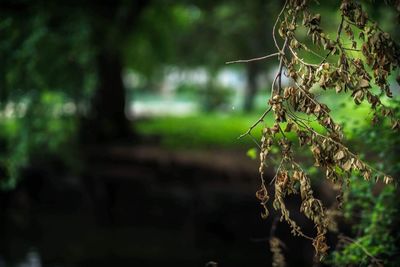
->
[288,45,319,67]
[271,34,290,97]
[273,0,288,51]
[248,133,262,149]
[292,36,326,60]
[340,235,384,266]
[343,17,385,32]
[336,15,345,43]
[319,15,345,65]
[226,52,280,64]
[319,50,333,65]
[278,124,287,139]
[285,100,318,123]
[238,106,272,139]
[276,38,289,95]
[273,13,297,96]
[270,158,285,185]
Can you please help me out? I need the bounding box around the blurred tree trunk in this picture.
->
[89,49,130,141]
[243,62,259,112]
[80,48,131,143]
[81,1,149,142]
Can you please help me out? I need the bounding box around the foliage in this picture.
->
[0,6,96,188]
[331,183,399,267]
[0,11,96,100]
[234,0,400,260]
[328,102,400,266]
[0,91,79,189]
[0,0,282,186]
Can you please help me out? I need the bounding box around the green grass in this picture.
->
[135,96,374,149]
[135,113,266,149]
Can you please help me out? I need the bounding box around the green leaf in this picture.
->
[246,147,258,160]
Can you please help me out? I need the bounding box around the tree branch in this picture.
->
[226,52,280,64]
[238,106,272,139]
[273,0,288,51]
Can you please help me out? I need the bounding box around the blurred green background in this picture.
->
[0,0,399,267]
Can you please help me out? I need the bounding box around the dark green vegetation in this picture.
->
[328,111,400,266]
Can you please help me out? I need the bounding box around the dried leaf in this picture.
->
[359,79,370,88]
[342,160,352,171]
[383,175,393,184]
[334,150,346,161]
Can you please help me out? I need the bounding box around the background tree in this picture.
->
[127,0,283,112]
[0,0,149,187]
[1,0,150,141]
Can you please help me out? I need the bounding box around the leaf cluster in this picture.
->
[237,0,400,261]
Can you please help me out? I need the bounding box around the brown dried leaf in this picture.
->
[359,79,370,88]
[334,150,346,161]
[383,175,393,184]
[342,160,352,171]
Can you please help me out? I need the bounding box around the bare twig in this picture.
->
[238,106,273,139]
[269,158,285,185]
[276,38,289,95]
[226,52,280,64]
[271,34,289,97]
[288,45,319,67]
[273,13,297,96]
[336,15,345,43]
[319,50,333,65]
[319,15,345,65]
[248,133,262,149]
[273,0,288,51]
[292,36,326,59]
